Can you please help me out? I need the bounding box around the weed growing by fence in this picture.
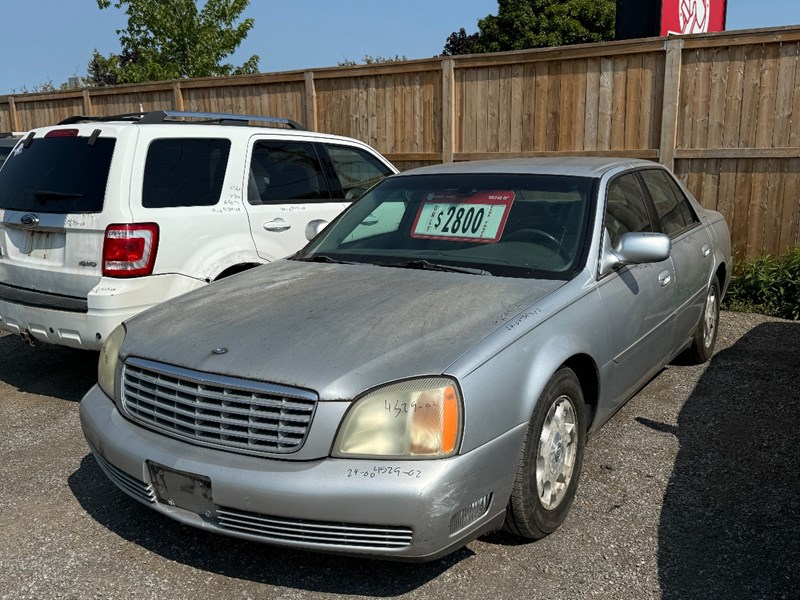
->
[723,246,800,320]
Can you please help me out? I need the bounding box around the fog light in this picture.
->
[449,493,492,534]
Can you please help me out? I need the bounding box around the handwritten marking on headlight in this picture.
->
[346,467,423,479]
[385,399,441,417]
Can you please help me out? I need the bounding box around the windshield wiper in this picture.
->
[387,259,490,276]
[295,254,360,265]
[34,190,84,202]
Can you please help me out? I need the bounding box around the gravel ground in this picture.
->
[0,311,797,600]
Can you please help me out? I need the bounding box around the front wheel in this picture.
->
[504,367,586,539]
[681,275,721,365]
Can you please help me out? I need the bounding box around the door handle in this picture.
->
[658,270,672,287]
[263,218,291,232]
[702,244,711,257]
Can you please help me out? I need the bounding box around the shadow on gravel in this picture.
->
[659,322,800,599]
[68,454,465,595]
[0,334,97,402]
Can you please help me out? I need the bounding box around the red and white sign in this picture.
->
[661,0,726,36]
[410,191,515,244]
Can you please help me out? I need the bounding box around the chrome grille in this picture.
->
[121,358,318,455]
[90,445,156,504]
[216,507,413,549]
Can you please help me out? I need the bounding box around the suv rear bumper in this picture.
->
[0,274,204,350]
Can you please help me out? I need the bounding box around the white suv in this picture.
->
[0,111,397,350]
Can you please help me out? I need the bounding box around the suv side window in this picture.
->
[323,144,393,200]
[248,141,330,204]
[143,138,231,208]
[639,169,699,236]
[604,173,654,247]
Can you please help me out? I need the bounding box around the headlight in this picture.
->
[98,324,125,399]
[333,377,461,459]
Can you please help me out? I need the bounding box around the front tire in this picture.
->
[504,367,586,539]
[681,275,721,365]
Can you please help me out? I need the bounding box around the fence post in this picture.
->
[8,96,19,131]
[304,71,318,131]
[659,38,684,171]
[172,82,184,111]
[442,58,455,163]
[82,90,94,116]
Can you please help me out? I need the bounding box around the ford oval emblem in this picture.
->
[20,214,39,228]
[211,347,228,355]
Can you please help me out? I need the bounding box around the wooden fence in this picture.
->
[2,25,800,258]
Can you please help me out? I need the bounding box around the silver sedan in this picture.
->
[80,158,731,561]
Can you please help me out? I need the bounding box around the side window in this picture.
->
[639,169,699,236]
[248,141,330,204]
[324,144,393,200]
[604,173,654,247]
[143,138,230,208]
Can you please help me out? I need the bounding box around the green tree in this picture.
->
[443,0,615,55]
[88,0,259,86]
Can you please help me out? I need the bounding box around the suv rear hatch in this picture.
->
[0,128,118,303]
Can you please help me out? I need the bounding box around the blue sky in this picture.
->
[1,0,799,95]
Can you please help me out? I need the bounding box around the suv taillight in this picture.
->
[102,224,159,277]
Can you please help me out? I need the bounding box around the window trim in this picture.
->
[635,167,701,239]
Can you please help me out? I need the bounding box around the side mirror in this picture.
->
[305,219,329,242]
[600,230,671,275]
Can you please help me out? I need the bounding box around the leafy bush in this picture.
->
[723,245,800,320]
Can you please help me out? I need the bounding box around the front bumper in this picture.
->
[79,385,526,561]
[0,274,203,350]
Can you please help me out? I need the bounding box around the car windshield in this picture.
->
[296,172,597,279]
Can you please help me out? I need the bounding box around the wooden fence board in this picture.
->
[610,56,627,149]
[534,62,549,150]
[755,45,782,148]
[624,53,643,150]
[521,63,536,151]
[707,47,729,149]
[678,49,698,149]
[722,45,746,148]
[597,57,614,150]
[691,49,712,150]
[772,42,798,147]
[584,58,600,151]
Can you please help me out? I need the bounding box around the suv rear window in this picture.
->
[0,136,115,214]
[143,138,231,208]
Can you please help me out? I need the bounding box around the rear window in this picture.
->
[0,136,115,214]
[143,138,231,208]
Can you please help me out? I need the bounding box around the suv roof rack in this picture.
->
[58,110,305,130]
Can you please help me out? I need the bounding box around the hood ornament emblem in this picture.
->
[211,347,228,355]
[20,214,39,228]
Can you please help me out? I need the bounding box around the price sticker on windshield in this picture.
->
[411,191,515,243]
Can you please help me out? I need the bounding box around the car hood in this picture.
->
[121,259,563,400]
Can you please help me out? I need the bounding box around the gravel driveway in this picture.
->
[1,311,797,600]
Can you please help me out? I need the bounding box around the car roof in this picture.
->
[396,157,660,178]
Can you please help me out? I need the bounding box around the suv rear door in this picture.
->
[0,128,124,301]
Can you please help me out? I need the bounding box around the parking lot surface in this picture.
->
[1,311,798,600]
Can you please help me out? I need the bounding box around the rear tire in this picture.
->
[681,275,721,365]
[504,367,586,539]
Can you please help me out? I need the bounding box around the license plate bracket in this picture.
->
[146,461,214,515]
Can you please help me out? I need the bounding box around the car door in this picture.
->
[596,172,677,406]
[243,138,346,261]
[638,168,713,347]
